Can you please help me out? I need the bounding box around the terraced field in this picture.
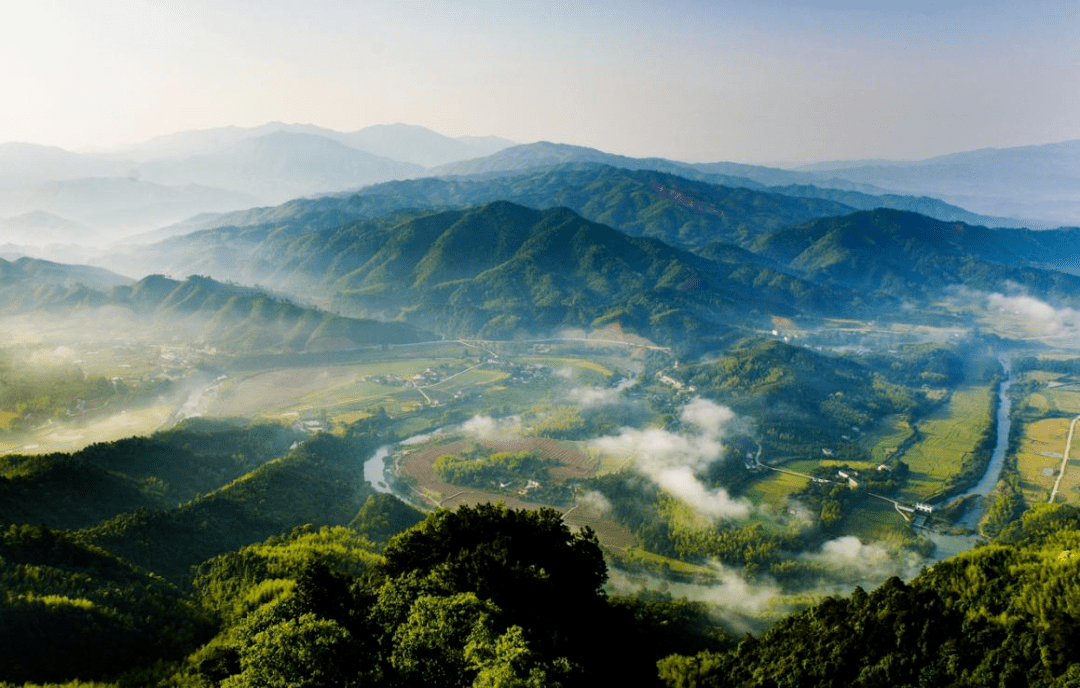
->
[394,434,637,550]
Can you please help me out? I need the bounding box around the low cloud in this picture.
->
[577,489,612,515]
[803,536,926,585]
[566,376,636,408]
[588,397,751,520]
[460,414,522,439]
[988,292,1080,335]
[606,561,784,635]
[25,345,80,365]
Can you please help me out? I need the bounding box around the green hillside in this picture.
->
[3,398,1080,686]
[0,272,431,353]
[145,162,858,254]
[80,432,376,583]
[141,202,863,351]
[754,208,1080,302]
[658,503,1080,688]
[0,524,213,685]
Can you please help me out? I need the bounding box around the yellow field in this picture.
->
[208,361,512,423]
[1014,418,1072,504]
[616,547,717,577]
[0,410,18,432]
[743,470,809,509]
[0,402,176,456]
[523,356,613,377]
[1013,371,1080,505]
[892,384,994,500]
[1038,389,1080,415]
[1051,452,1080,504]
[210,366,383,419]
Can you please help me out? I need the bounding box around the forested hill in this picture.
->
[6,497,1075,686]
[0,255,131,291]
[146,161,1004,254]
[361,163,860,248]
[753,208,1080,302]
[138,162,858,251]
[0,272,429,352]
[4,405,1080,686]
[658,503,1080,687]
[145,201,861,348]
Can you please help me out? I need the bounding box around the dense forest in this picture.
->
[3,408,1080,686]
[5,497,1077,686]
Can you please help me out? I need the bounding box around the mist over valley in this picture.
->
[4,122,1080,687]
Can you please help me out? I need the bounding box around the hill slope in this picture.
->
[0,269,429,352]
[145,202,858,348]
[753,208,1080,302]
[659,503,1080,688]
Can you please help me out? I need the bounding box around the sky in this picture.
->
[2,0,1079,163]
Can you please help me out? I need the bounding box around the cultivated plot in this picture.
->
[894,384,994,500]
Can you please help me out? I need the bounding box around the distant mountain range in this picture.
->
[131,131,424,204]
[0,211,94,245]
[112,189,1080,354]
[118,122,515,168]
[5,138,1069,355]
[0,123,518,248]
[128,162,1009,255]
[0,255,131,291]
[790,140,1080,226]
[6,124,1080,259]
[0,177,257,239]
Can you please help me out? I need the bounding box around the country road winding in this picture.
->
[1049,415,1080,503]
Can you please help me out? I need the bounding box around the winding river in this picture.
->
[364,356,1018,561]
[927,354,1013,558]
[363,445,395,494]
[963,358,1010,509]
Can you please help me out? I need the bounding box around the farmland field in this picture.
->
[391,433,637,550]
[859,414,914,465]
[1014,417,1070,504]
[1013,370,1080,506]
[742,470,809,509]
[891,384,994,500]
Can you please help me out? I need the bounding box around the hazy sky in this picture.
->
[3,0,1078,163]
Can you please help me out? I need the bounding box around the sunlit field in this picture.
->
[1013,370,1080,506]
[892,384,994,500]
[742,470,809,509]
[0,401,176,455]
[1014,417,1070,504]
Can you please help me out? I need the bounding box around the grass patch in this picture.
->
[616,547,717,578]
[1014,371,1080,506]
[840,497,914,543]
[0,410,18,431]
[593,449,633,476]
[859,414,913,465]
[524,356,613,377]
